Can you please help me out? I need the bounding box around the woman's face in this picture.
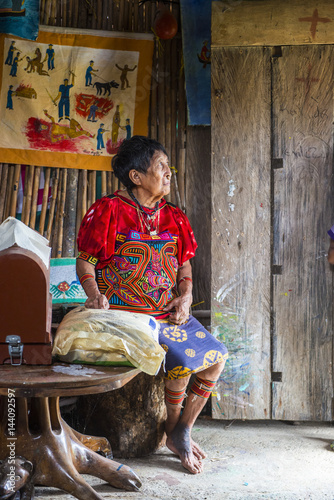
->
[140,151,171,199]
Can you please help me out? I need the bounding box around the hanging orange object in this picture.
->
[153,2,178,40]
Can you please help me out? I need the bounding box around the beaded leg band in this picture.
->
[165,387,187,406]
[189,376,216,399]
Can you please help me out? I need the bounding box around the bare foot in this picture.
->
[191,439,207,460]
[166,423,204,474]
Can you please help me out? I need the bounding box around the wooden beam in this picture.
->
[212,0,334,47]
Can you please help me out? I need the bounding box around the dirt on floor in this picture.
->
[35,418,334,500]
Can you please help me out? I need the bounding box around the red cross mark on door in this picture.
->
[295,64,319,94]
[299,9,331,40]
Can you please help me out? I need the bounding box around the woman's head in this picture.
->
[112,135,168,190]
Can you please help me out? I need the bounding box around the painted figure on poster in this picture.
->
[115,63,137,90]
[54,72,75,121]
[93,79,119,96]
[87,101,100,122]
[97,123,107,150]
[5,41,16,65]
[15,84,37,99]
[111,104,121,144]
[10,51,23,76]
[42,110,95,143]
[85,60,99,86]
[24,48,49,76]
[6,85,16,110]
[121,118,131,140]
[46,44,55,70]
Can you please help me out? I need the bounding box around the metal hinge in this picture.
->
[5,335,23,366]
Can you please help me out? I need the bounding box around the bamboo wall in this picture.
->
[0,0,187,260]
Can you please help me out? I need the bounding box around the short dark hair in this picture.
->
[111,135,167,189]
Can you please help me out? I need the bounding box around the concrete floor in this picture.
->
[34,418,334,500]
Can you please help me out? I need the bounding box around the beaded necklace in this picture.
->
[127,188,160,236]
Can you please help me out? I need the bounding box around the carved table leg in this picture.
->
[0,396,141,500]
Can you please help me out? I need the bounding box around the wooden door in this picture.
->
[211,45,334,421]
[271,45,334,421]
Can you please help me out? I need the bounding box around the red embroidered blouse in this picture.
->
[77,191,197,317]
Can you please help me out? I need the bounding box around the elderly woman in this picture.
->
[76,136,228,474]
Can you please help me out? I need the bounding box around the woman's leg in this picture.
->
[164,376,189,436]
[164,360,226,474]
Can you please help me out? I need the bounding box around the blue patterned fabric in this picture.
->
[159,315,228,380]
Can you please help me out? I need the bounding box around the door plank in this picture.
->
[211,47,271,419]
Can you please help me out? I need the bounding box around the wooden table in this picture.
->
[0,363,141,500]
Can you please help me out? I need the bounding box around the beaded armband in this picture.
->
[79,273,95,286]
[77,251,98,266]
[178,276,192,286]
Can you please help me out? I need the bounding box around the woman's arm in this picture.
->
[76,258,109,309]
[163,260,193,325]
[328,239,334,264]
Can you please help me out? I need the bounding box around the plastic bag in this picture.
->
[52,306,165,376]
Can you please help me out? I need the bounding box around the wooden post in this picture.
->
[101,171,107,198]
[81,169,87,219]
[91,171,96,205]
[22,165,35,226]
[51,168,63,257]
[39,167,51,236]
[9,164,21,218]
[150,40,158,140]
[63,169,79,257]
[29,167,41,229]
[87,170,92,209]
[177,148,186,210]
[46,168,60,243]
[107,171,112,194]
[0,164,9,224]
[4,165,14,221]
[177,34,187,211]
[56,169,67,258]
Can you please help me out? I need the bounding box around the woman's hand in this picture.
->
[164,259,193,324]
[163,292,192,325]
[77,258,109,309]
[85,293,109,310]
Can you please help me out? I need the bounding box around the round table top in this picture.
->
[0,363,140,397]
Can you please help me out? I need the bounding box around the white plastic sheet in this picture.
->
[0,217,50,269]
[52,307,165,376]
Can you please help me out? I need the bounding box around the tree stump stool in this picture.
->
[73,370,167,458]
